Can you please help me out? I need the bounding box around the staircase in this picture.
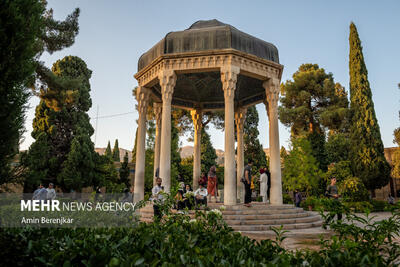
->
[139,202,323,235]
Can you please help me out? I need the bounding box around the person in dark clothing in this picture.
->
[294,189,302,208]
[325,177,342,221]
[183,184,194,209]
[266,169,271,203]
[199,172,208,187]
[243,159,253,207]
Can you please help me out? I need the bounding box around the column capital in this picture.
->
[136,86,151,114]
[220,65,240,99]
[190,109,203,132]
[158,69,177,103]
[263,78,280,108]
[234,107,247,132]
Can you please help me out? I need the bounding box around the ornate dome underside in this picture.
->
[138,19,279,71]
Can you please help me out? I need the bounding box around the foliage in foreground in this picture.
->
[1,200,400,266]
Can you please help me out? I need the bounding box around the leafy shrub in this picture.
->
[342,201,373,213]
[282,192,293,204]
[370,199,388,212]
[1,193,400,266]
[339,176,369,202]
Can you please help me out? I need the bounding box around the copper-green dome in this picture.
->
[138,19,279,71]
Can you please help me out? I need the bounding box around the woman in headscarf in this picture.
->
[207,165,217,202]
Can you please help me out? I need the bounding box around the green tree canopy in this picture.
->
[105,141,112,159]
[348,22,390,192]
[0,0,79,186]
[24,56,97,192]
[201,128,217,174]
[282,138,322,195]
[279,64,349,136]
[119,152,130,188]
[243,106,267,172]
[112,139,120,162]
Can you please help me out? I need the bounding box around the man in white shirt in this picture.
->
[47,183,56,200]
[194,183,208,208]
[151,177,164,221]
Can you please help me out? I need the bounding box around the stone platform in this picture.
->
[139,202,325,236]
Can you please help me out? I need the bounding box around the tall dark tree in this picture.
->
[243,106,267,171]
[105,141,112,159]
[201,129,217,174]
[112,139,120,162]
[24,56,96,192]
[279,64,349,170]
[348,23,390,193]
[0,0,43,185]
[0,0,79,185]
[119,152,130,188]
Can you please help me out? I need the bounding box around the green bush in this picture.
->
[1,194,400,266]
[282,192,293,204]
[339,176,369,202]
[370,199,388,212]
[342,201,373,213]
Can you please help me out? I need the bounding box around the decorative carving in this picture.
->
[135,51,281,88]
[136,87,150,114]
[263,78,280,113]
[153,102,162,125]
[158,70,177,103]
[220,65,240,100]
[235,107,247,132]
[191,109,202,132]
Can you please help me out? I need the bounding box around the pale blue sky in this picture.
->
[21,0,400,152]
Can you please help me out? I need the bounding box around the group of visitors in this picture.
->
[32,183,56,200]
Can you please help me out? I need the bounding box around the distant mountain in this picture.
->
[95,147,132,162]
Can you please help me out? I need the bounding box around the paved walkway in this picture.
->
[242,212,396,250]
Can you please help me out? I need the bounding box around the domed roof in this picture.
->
[138,19,279,71]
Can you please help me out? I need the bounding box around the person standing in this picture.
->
[325,177,342,221]
[207,166,217,202]
[33,184,44,200]
[152,177,164,221]
[259,168,268,203]
[294,189,302,208]
[243,159,253,207]
[46,183,56,200]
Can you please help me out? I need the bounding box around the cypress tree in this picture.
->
[105,141,112,158]
[119,152,130,188]
[25,56,96,192]
[112,139,120,162]
[243,106,267,171]
[349,22,390,192]
[201,128,217,174]
[0,0,79,185]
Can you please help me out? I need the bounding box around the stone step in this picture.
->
[140,211,314,221]
[231,221,323,231]
[222,212,310,220]
[221,209,304,215]
[224,215,321,225]
[207,203,298,210]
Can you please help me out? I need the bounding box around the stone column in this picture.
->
[133,86,150,203]
[191,109,202,190]
[235,107,247,203]
[158,70,177,193]
[221,65,240,205]
[263,78,283,205]
[153,102,162,186]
